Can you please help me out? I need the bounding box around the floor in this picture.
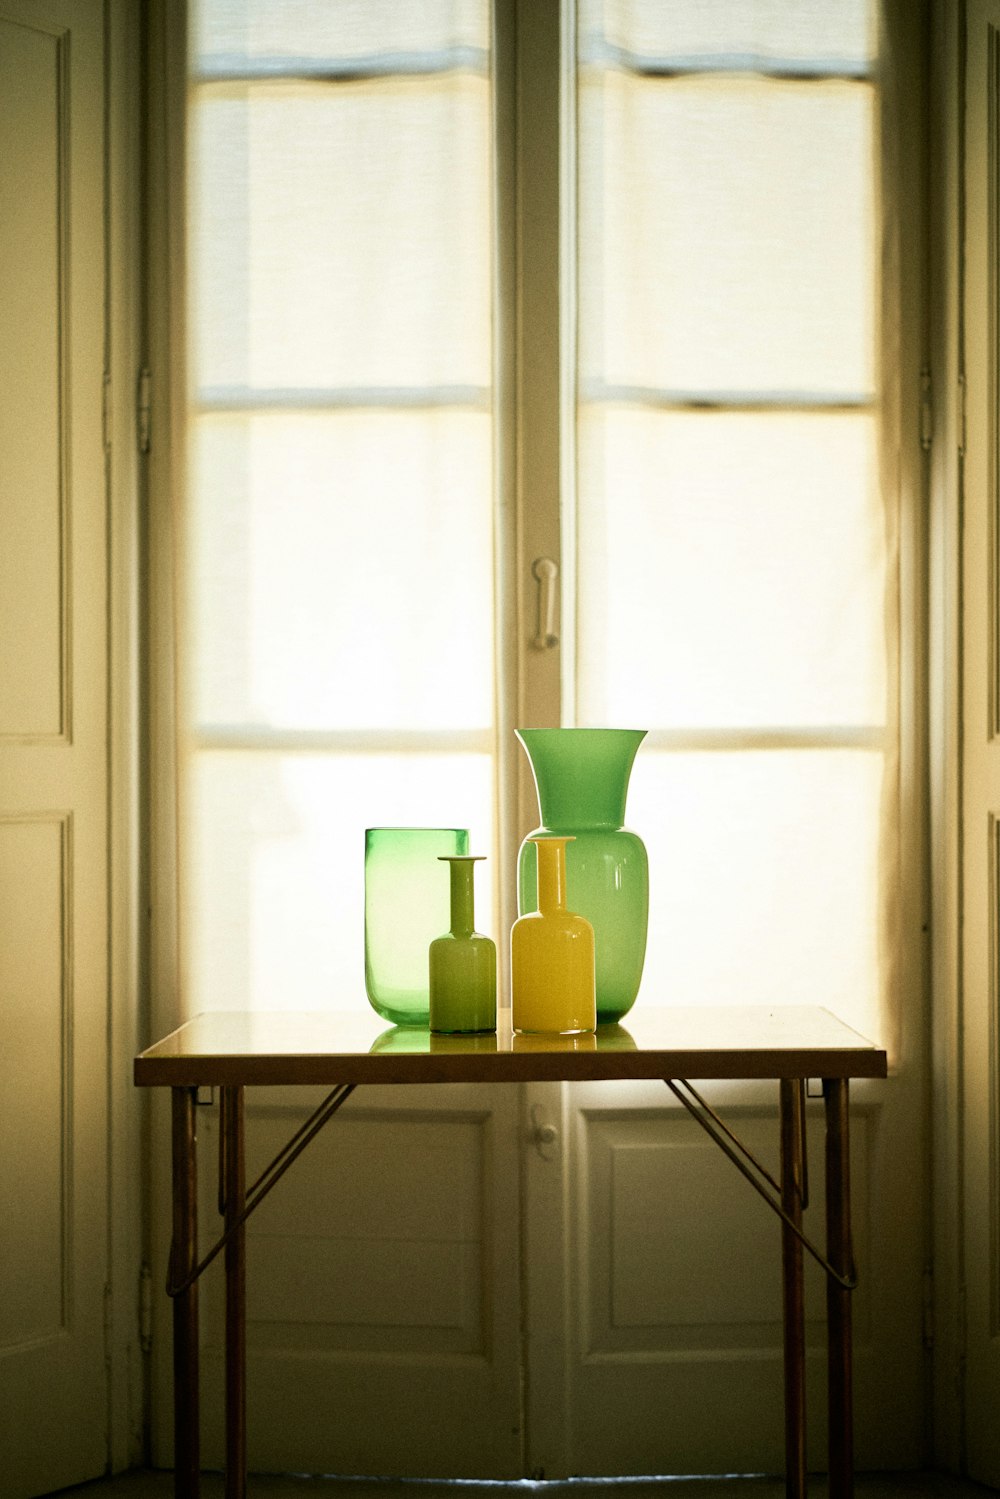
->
[47,1473,999,1499]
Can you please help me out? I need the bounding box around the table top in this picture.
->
[133,1005,887,1087]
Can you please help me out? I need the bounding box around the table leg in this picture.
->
[171,1087,200,1499]
[824,1078,853,1499]
[222,1086,248,1499]
[780,1078,807,1499]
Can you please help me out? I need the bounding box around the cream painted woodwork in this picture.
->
[961,1,1000,1483]
[927,0,965,1471]
[105,0,147,1472]
[0,1,111,1493]
[149,1083,525,1477]
[521,1065,926,1476]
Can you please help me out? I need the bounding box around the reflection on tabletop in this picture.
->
[370,1020,638,1055]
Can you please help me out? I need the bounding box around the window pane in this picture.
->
[574,7,893,1040]
[578,0,875,74]
[190,76,491,392]
[184,2,496,1022]
[190,411,494,732]
[187,752,494,1014]
[578,72,876,397]
[576,407,886,729]
[193,0,489,69]
[630,749,883,1040]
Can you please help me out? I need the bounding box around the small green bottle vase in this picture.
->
[429,856,497,1034]
[516,728,648,1023]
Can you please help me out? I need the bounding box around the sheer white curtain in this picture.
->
[179,0,900,1045]
[181,1,496,1013]
[572,0,897,1043]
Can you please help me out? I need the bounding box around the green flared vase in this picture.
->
[516,728,648,1023]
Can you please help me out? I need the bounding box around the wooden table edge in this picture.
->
[134,1048,888,1088]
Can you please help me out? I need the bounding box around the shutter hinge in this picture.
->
[920,368,933,451]
[137,367,152,454]
[103,373,113,452]
[958,372,967,458]
[139,1262,153,1353]
[922,1264,935,1349]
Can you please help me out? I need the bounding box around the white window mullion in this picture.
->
[512,0,568,789]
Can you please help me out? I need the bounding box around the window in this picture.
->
[176,0,901,1043]
[573,0,893,1039]
[183,1,497,1010]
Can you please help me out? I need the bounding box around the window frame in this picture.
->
[145,0,929,1051]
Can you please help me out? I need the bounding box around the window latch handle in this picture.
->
[531,556,559,650]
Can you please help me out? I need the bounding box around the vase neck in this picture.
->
[517,728,646,828]
[442,856,481,936]
[534,837,571,913]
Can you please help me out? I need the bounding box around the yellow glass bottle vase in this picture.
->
[511,836,596,1035]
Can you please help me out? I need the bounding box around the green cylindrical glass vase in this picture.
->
[364,827,469,1025]
[516,728,648,1023]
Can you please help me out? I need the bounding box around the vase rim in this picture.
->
[516,727,646,736]
[365,825,469,834]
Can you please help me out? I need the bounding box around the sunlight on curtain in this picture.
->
[184,2,494,1015]
[578,0,875,71]
[189,413,494,731]
[577,410,885,728]
[574,0,891,1042]
[578,74,875,398]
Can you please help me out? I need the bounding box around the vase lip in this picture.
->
[516,727,647,738]
[365,825,469,835]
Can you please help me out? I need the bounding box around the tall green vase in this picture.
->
[516,728,648,1023]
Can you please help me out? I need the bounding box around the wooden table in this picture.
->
[135,1005,887,1499]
